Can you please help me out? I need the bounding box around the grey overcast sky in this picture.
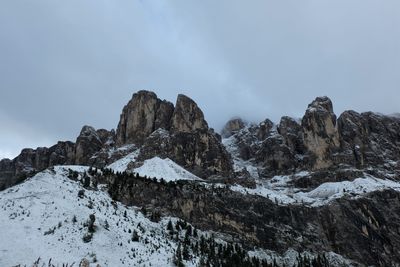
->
[1,0,399,159]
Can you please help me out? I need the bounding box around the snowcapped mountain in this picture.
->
[2,91,400,266]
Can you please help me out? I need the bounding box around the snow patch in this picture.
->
[134,157,201,182]
[231,174,400,207]
[107,149,140,172]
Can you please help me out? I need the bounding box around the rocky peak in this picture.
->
[170,94,208,133]
[75,125,104,165]
[278,116,301,136]
[256,119,274,140]
[116,90,174,145]
[302,96,340,170]
[307,96,335,115]
[79,126,102,141]
[221,117,246,138]
[278,116,305,155]
[96,129,115,147]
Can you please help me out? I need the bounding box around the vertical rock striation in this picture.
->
[301,96,340,170]
[116,90,174,145]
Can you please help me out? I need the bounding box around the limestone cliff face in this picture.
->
[301,96,340,170]
[0,141,75,190]
[108,173,400,267]
[116,90,174,145]
[170,94,209,133]
[338,110,400,168]
[115,91,232,178]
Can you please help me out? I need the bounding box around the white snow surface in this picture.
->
[106,149,140,173]
[231,174,400,207]
[133,157,201,182]
[0,166,194,267]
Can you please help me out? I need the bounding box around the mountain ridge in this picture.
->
[2,90,400,266]
[2,91,400,191]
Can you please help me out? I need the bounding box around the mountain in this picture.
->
[2,90,400,266]
[0,165,350,267]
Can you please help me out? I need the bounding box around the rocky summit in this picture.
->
[2,91,400,266]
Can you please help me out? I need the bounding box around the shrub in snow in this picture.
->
[79,258,90,267]
[82,232,93,243]
[132,230,140,242]
[88,214,96,233]
[78,190,85,198]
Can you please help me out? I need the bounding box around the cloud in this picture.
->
[0,0,399,158]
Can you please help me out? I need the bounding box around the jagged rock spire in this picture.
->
[116,90,174,145]
[170,94,209,133]
[301,96,339,170]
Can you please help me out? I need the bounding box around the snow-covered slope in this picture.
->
[0,166,188,267]
[0,165,356,266]
[231,173,400,207]
[107,149,140,172]
[133,157,201,182]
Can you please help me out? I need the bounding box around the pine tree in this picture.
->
[174,243,185,267]
[88,214,96,233]
[167,220,174,234]
[131,230,139,242]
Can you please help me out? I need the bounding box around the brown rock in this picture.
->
[301,96,340,170]
[221,118,246,138]
[170,94,208,133]
[277,116,305,155]
[256,119,274,141]
[116,90,174,145]
[75,126,104,165]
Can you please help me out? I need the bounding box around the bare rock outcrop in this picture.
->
[221,118,246,138]
[0,141,75,190]
[256,119,274,141]
[116,90,174,145]
[256,134,297,176]
[338,110,400,168]
[75,126,105,165]
[301,96,340,170]
[277,116,305,155]
[115,91,233,178]
[170,94,209,133]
